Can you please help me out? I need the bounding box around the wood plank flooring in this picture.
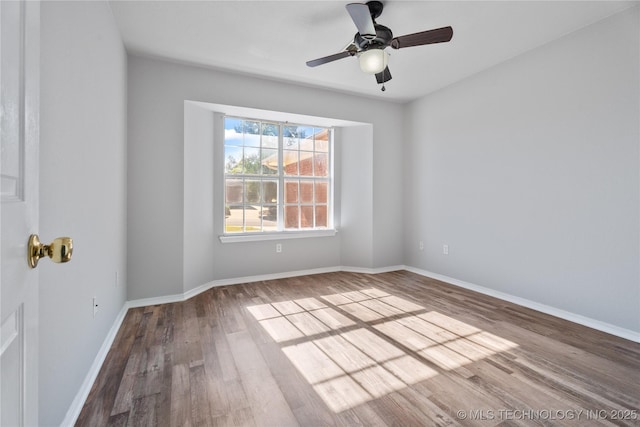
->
[76,271,640,426]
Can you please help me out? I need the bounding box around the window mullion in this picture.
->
[277,124,284,231]
[312,134,316,229]
[242,177,246,233]
[313,176,317,228]
[330,128,334,229]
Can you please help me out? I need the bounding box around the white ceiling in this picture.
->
[109,0,637,103]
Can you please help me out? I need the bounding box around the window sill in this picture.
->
[219,229,337,243]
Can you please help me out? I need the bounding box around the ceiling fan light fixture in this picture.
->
[359,48,388,74]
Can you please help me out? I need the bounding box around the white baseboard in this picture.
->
[341,265,405,274]
[127,266,345,309]
[126,265,406,309]
[61,303,129,427]
[182,266,343,301]
[404,266,640,344]
[124,292,186,309]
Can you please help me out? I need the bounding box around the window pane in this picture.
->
[300,206,314,228]
[261,205,277,221]
[244,204,262,232]
[261,205,277,231]
[244,133,260,148]
[283,125,297,136]
[243,120,260,135]
[299,152,313,176]
[225,179,243,204]
[314,153,328,177]
[285,180,298,203]
[315,205,328,228]
[315,182,328,203]
[314,128,329,152]
[225,117,242,129]
[285,206,299,229]
[225,206,244,233]
[300,137,314,152]
[245,180,261,204]
[243,147,260,174]
[300,181,313,203]
[262,180,278,204]
[283,150,298,175]
[225,146,243,174]
[284,126,298,148]
[262,134,278,149]
[261,123,278,135]
[261,123,278,148]
[261,149,278,175]
[224,118,243,147]
[298,126,314,151]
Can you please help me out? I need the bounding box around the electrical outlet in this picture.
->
[419,241,424,251]
[443,244,449,255]
[276,243,282,253]
[92,297,98,317]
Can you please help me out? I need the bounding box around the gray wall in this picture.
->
[183,103,215,292]
[340,125,375,268]
[40,1,127,425]
[128,56,405,300]
[403,7,640,332]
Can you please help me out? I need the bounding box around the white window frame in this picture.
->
[220,115,336,243]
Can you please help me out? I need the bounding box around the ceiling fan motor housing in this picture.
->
[354,24,393,50]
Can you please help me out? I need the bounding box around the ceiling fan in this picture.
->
[306,1,453,91]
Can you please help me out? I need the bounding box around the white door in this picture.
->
[1,0,40,425]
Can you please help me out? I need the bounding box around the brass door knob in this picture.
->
[28,234,73,268]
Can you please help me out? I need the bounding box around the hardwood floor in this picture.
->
[76,271,640,426]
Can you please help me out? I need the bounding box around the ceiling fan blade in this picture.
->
[391,26,453,49]
[346,3,376,39]
[306,50,354,67]
[375,66,392,84]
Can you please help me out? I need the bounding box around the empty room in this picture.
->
[1,0,639,426]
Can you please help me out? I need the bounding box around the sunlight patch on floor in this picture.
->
[282,330,436,412]
[247,288,518,413]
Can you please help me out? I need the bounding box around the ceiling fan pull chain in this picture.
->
[381,82,386,92]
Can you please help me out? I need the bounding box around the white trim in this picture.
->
[404,266,640,344]
[62,304,129,427]
[128,265,405,308]
[185,266,343,299]
[219,228,337,243]
[124,293,185,309]
[341,265,405,275]
[129,266,344,308]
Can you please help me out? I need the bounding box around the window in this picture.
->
[224,116,332,235]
